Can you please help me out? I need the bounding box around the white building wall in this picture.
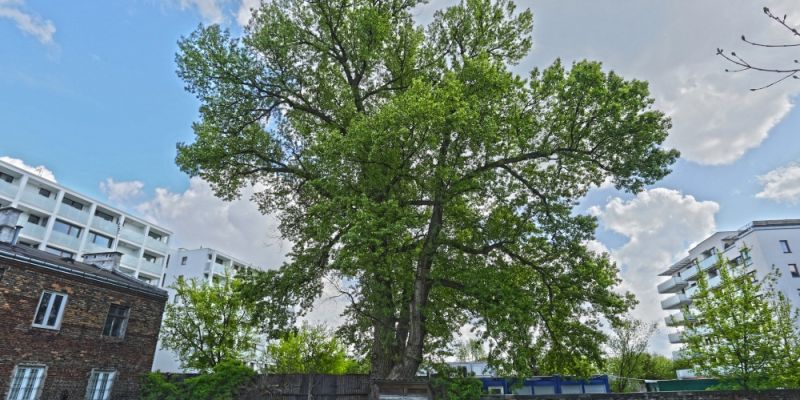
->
[0,160,171,286]
[657,220,800,378]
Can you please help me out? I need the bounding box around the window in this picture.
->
[85,370,115,400]
[32,291,67,329]
[88,231,113,248]
[791,264,800,278]
[7,365,46,400]
[208,254,212,260]
[94,210,115,222]
[0,266,5,282]
[487,386,504,395]
[215,257,224,265]
[147,231,162,241]
[44,246,74,258]
[62,197,84,211]
[102,305,130,337]
[180,256,187,265]
[26,214,46,226]
[0,171,14,183]
[37,188,51,198]
[143,253,157,263]
[138,276,154,285]
[52,219,81,238]
[780,240,792,253]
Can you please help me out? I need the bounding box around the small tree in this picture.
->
[453,339,487,362]
[685,251,800,389]
[606,316,657,392]
[160,275,258,371]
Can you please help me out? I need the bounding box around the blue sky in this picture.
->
[3,0,800,351]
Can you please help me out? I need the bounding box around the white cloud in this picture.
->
[0,0,55,44]
[236,0,259,27]
[0,156,56,182]
[756,162,800,204]
[136,177,289,267]
[592,188,719,353]
[99,178,145,204]
[176,0,226,24]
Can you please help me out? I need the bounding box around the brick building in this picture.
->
[0,207,168,399]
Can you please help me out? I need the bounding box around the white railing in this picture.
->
[20,190,56,211]
[84,241,112,254]
[661,293,691,310]
[668,332,685,343]
[120,254,140,269]
[139,260,163,276]
[657,276,687,294]
[48,230,82,251]
[57,205,89,224]
[20,222,46,240]
[119,227,144,244]
[0,180,19,199]
[144,236,169,254]
[91,218,119,235]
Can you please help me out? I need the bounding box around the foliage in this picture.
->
[605,353,675,392]
[638,353,676,380]
[141,360,255,400]
[606,316,657,392]
[160,275,259,371]
[684,250,800,389]
[175,0,678,378]
[453,339,487,362]
[264,324,364,374]
[430,365,484,400]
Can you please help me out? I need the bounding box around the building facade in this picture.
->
[0,159,172,286]
[657,219,800,378]
[151,247,265,372]
[0,207,168,400]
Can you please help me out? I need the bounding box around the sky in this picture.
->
[3,0,800,355]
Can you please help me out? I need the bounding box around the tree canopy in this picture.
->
[264,324,366,374]
[175,0,678,378]
[684,251,800,389]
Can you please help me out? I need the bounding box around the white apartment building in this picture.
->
[152,247,266,372]
[657,219,800,378]
[0,159,171,286]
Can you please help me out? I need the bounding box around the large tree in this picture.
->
[684,252,800,389]
[175,0,678,379]
[606,316,657,392]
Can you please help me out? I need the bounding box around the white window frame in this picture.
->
[6,364,46,400]
[85,369,116,400]
[31,291,68,330]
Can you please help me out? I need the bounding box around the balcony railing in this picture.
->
[139,260,163,276]
[20,222,46,240]
[48,230,82,251]
[661,293,691,310]
[83,241,113,254]
[668,332,685,344]
[0,180,20,199]
[657,276,687,294]
[120,254,139,269]
[665,312,696,327]
[144,236,169,254]
[91,217,119,235]
[119,227,145,244]
[20,190,56,212]
[57,205,89,224]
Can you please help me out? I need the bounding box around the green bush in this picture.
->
[430,365,483,400]
[141,360,255,399]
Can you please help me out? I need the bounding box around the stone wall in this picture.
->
[0,257,166,399]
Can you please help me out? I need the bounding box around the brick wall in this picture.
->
[0,257,166,399]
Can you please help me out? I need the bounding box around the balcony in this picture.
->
[91,217,119,235]
[665,312,695,327]
[139,260,163,276]
[661,293,691,310]
[48,230,82,251]
[657,276,687,294]
[120,254,140,269]
[84,241,112,254]
[20,190,56,212]
[20,222,46,240]
[668,332,685,344]
[0,180,20,199]
[144,236,169,254]
[119,227,145,244]
[57,205,89,224]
